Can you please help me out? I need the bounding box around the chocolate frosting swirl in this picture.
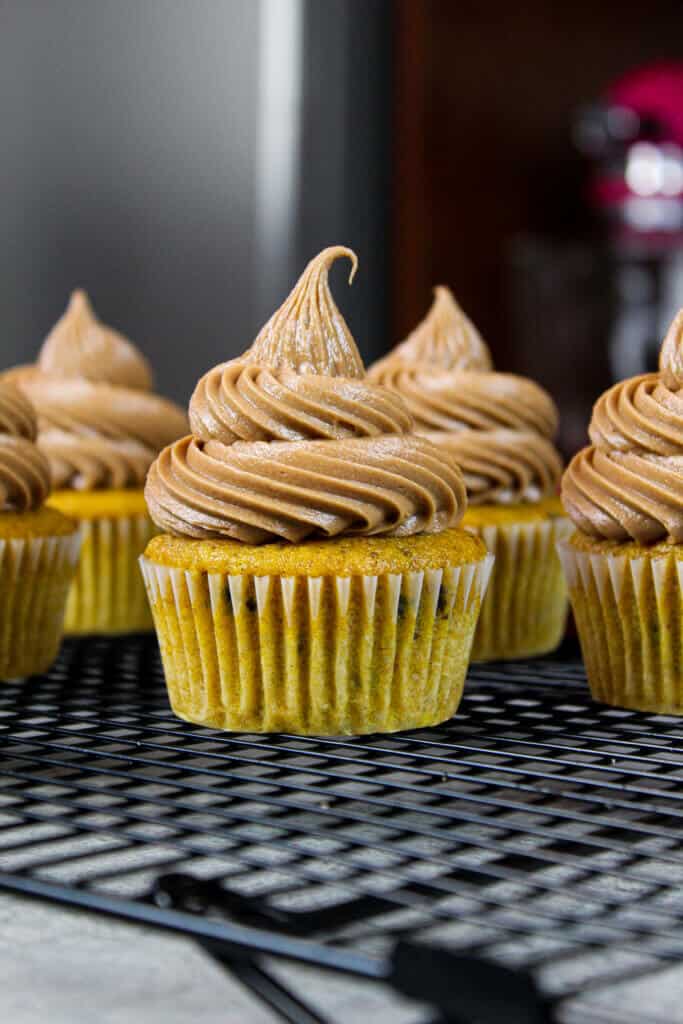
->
[189,361,413,443]
[0,382,51,511]
[429,430,563,506]
[146,247,468,543]
[0,381,38,441]
[39,290,153,390]
[369,289,562,504]
[563,310,683,543]
[372,286,493,373]
[369,365,558,437]
[6,291,188,491]
[245,246,364,378]
[149,434,465,544]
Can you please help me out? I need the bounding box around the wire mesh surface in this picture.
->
[2,635,683,1020]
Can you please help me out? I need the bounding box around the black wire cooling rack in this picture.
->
[3,636,683,1023]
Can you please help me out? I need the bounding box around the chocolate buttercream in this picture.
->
[369,287,562,504]
[372,286,492,373]
[246,247,363,377]
[39,290,153,390]
[431,430,563,506]
[563,310,683,543]
[189,361,413,444]
[6,291,187,490]
[146,248,468,543]
[0,382,50,511]
[370,366,558,437]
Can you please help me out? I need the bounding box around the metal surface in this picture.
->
[1,636,683,1021]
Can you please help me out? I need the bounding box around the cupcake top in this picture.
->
[372,285,493,374]
[0,382,51,511]
[562,311,683,544]
[5,291,188,491]
[145,246,468,544]
[369,287,562,505]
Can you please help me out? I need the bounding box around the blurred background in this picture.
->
[2,0,683,456]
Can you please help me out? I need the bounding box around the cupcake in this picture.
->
[140,247,493,735]
[559,310,683,713]
[5,291,187,634]
[0,381,80,677]
[370,286,569,661]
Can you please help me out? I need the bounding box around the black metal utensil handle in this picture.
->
[152,872,553,1024]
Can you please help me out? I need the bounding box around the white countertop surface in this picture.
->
[0,893,423,1024]
[5,890,683,1023]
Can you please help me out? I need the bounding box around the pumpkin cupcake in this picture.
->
[0,381,80,677]
[559,310,683,713]
[370,287,569,661]
[140,247,493,735]
[5,291,187,634]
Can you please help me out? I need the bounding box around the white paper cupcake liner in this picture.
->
[140,554,494,735]
[0,531,81,679]
[557,539,683,712]
[65,514,157,634]
[464,516,571,661]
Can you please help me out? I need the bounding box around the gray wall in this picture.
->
[0,0,391,406]
[0,0,259,405]
[297,0,392,368]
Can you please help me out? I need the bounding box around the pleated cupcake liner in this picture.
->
[140,554,494,735]
[466,517,571,661]
[558,540,683,713]
[64,514,157,635]
[0,531,81,679]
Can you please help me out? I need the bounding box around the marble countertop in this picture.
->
[4,891,683,1023]
[0,893,423,1024]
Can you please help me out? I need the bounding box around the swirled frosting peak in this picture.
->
[660,308,683,390]
[370,289,562,505]
[146,247,468,543]
[563,310,683,543]
[0,382,51,511]
[245,246,364,378]
[39,290,153,391]
[5,293,188,491]
[374,286,493,374]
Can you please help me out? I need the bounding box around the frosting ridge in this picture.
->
[431,430,563,506]
[189,361,413,444]
[372,286,492,374]
[369,290,562,505]
[146,248,468,543]
[660,308,683,390]
[370,365,558,438]
[7,292,188,491]
[245,246,364,378]
[0,382,51,511]
[563,313,683,543]
[39,290,153,390]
